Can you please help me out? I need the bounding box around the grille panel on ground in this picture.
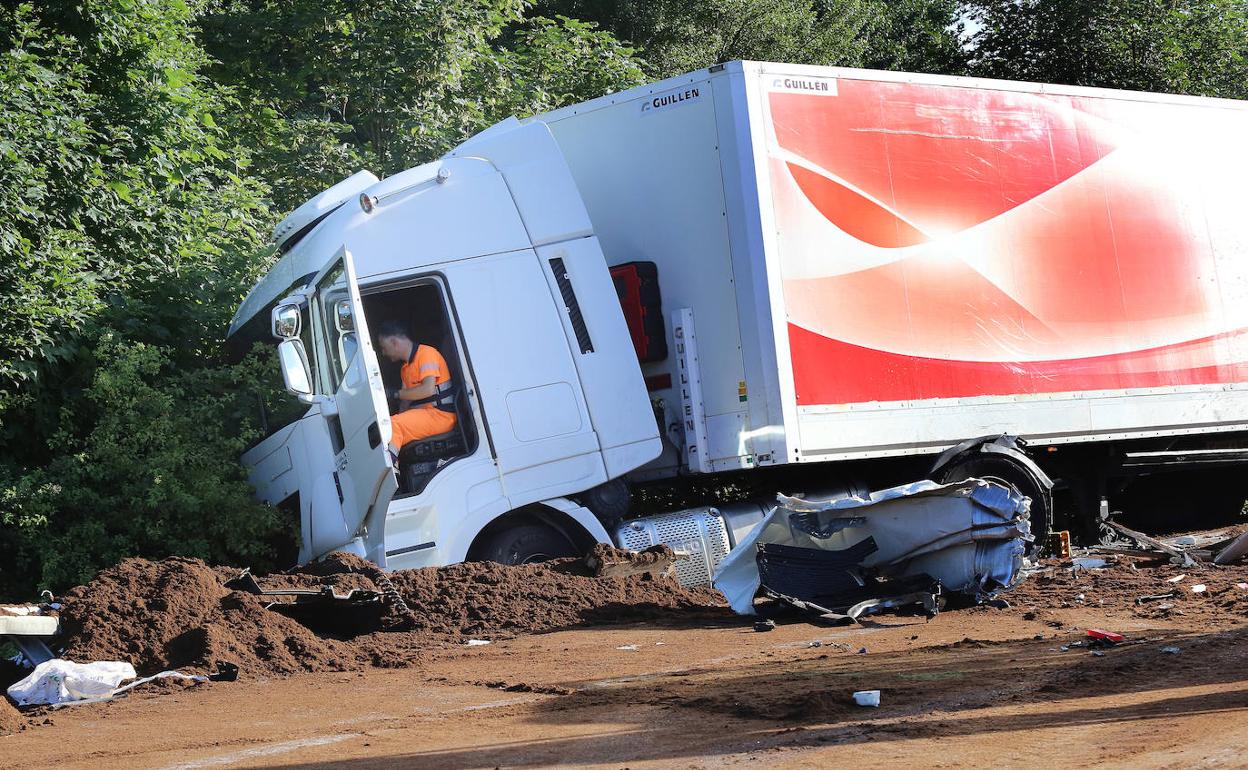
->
[613,508,731,587]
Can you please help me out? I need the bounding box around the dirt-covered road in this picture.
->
[4,551,1248,769]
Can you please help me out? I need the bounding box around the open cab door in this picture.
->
[301,246,396,565]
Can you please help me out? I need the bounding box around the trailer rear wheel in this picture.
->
[475,523,578,565]
[937,456,1052,555]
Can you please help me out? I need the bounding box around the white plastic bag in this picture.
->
[7,659,136,706]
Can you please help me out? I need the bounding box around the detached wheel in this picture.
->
[476,523,578,565]
[938,456,1052,555]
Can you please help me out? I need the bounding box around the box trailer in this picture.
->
[535,61,1248,468]
[228,61,1248,579]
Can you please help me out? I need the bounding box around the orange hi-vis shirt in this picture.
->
[390,344,456,449]
[400,344,452,400]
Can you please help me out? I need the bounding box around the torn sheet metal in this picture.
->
[1100,519,1198,567]
[1215,530,1248,565]
[713,478,1032,615]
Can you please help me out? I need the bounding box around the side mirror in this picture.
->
[272,303,302,339]
[277,339,314,400]
[334,299,354,332]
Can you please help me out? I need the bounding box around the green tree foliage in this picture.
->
[966,0,1248,99]
[0,18,101,417]
[859,0,967,74]
[0,1,283,599]
[0,2,270,391]
[489,15,647,117]
[1,342,291,596]
[199,0,524,208]
[533,0,967,77]
[199,2,646,212]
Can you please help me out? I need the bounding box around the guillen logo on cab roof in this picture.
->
[640,86,703,115]
[770,76,838,95]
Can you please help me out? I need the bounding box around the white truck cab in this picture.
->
[229,121,662,569]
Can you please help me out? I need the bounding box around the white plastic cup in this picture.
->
[853,690,881,707]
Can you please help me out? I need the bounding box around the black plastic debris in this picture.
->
[208,661,239,682]
[754,539,941,623]
[224,568,386,636]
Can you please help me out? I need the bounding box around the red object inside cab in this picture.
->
[610,261,667,364]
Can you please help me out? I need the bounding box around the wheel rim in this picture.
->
[516,551,556,565]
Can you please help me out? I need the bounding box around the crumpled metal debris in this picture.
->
[713,478,1033,619]
[1095,518,1248,566]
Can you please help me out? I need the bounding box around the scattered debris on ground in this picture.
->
[1095,519,1248,566]
[2,600,61,669]
[1099,518,1198,566]
[1009,549,1248,624]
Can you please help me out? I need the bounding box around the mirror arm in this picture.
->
[299,393,339,415]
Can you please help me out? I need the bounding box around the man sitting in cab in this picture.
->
[374,321,457,458]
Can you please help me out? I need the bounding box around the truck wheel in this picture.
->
[476,523,578,565]
[938,456,1052,554]
[576,479,631,527]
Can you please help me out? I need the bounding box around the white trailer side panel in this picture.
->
[741,61,1248,461]
[538,61,1248,469]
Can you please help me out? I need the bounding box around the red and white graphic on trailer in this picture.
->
[767,78,1248,406]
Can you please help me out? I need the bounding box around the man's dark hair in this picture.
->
[375,320,410,341]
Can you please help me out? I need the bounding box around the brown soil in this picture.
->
[381,551,723,637]
[56,557,359,679]
[0,698,23,734]
[6,553,1248,769]
[8,546,1248,759]
[50,551,728,684]
[584,542,675,576]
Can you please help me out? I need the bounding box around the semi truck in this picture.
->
[227,61,1248,582]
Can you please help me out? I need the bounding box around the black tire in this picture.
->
[576,479,632,526]
[475,523,578,565]
[938,456,1052,555]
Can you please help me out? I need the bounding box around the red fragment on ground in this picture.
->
[1087,628,1125,643]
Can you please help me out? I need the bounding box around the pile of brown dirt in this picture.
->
[54,551,728,680]
[0,697,24,734]
[0,657,30,733]
[366,553,725,637]
[58,557,358,678]
[584,543,675,577]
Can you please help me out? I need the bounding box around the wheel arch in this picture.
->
[463,498,611,561]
